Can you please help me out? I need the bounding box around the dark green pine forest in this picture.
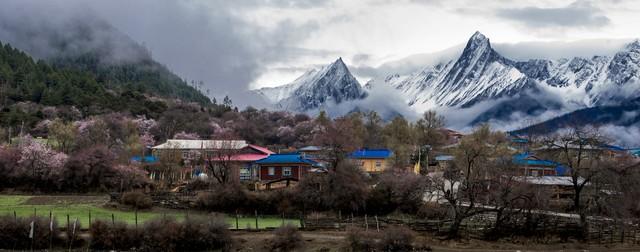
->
[0,41,212,128]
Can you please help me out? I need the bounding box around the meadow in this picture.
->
[0,195,299,229]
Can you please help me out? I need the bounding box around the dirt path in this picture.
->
[232,230,640,252]
[23,195,109,205]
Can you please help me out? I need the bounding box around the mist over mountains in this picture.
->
[1,1,638,145]
[255,31,640,146]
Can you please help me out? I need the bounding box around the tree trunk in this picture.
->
[448,214,464,239]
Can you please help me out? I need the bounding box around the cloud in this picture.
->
[597,125,640,147]
[496,1,610,29]
[0,0,323,108]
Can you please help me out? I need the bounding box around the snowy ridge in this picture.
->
[378,31,640,126]
[254,58,366,111]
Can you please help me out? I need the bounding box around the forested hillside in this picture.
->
[0,42,169,128]
[50,51,211,105]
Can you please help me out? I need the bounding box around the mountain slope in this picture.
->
[0,41,169,128]
[0,16,210,105]
[255,58,366,111]
[381,32,535,111]
[375,32,640,129]
[512,97,640,135]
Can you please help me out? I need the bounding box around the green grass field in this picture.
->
[0,195,299,229]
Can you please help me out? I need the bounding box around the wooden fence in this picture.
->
[303,212,640,244]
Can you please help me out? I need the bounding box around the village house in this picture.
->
[513,152,565,176]
[513,176,583,207]
[253,153,324,189]
[348,148,393,173]
[150,139,273,182]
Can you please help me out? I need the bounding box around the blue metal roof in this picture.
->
[131,155,158,163]
[601,144,626,151]
[513,152,558,167]
[255,153,319,165]
[349,149,393,159]
[435,155,454,161]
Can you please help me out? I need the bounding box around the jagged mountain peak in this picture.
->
[254,58,366,111]
[624,39,640,51]
[463,31,491,53]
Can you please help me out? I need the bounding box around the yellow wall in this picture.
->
[355,158,388,173]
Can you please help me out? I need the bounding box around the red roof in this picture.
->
[229,153,271,161]
[248,144,274,155]
[208,144,274,162]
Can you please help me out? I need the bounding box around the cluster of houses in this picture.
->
[137,131,638,204]
[142,139,393,190]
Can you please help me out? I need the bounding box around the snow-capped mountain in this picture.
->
[374,31,640,127]
[255,58,366,111]
[376,32,534,110]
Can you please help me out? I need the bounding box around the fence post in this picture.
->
[299,212,305,229]
[49,211,53,251]
[235,210,239,230]
[111,213,115,225]
[135,209,138,230]
[67,214,70,232]
[365,215,368,231]
[255,210,259,230]
[281,212,285,226]
[88,211,91,229]
[375,216,380,232]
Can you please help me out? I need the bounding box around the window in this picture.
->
[375,160,382,167]
[283,167,292,176]
[240,167,251,180]
[182,151,189,159]
[268,167,275,176]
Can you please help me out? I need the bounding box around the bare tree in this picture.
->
[430,124,509,238]
[539,127,608,236]
[154,141,183,189]
[204,133,243,184]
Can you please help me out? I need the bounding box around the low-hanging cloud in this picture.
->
[496,1,610,29]
[0,0,324,108]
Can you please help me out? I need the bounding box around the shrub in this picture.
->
[89,220,141,250]
[380,225,415,252]
[0,215,63,250]
[367,171,426,215]
[121,191,153,209]
[269,224,303,252]
[139,216,232,252]
[176,216,232,251]
[197,183,248,212]
[140,217,181,252]
[345,227,379,252]
[416,203,448,220]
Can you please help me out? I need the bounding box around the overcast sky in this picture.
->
[2,0,640,98]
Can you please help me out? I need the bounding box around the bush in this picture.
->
[140,217,181,252]
[176,216,232,251]
[367,172,426,215]
[345,226,415,252]
[121,191,153,209]
[139,216,232,252]
[197,183,248,212]
[345,227,379,252]
[416,203,448,219]
[380,225,415,252]
[0,215,63,250]
[90,220,141,250]
[268,224,303,252]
